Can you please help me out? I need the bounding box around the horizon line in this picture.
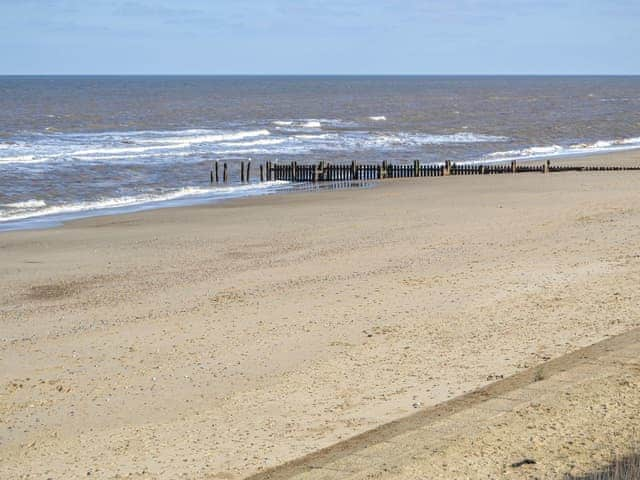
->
[1,73,640,77]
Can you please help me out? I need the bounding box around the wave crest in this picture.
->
[484,136,640,163]
[0,183,290,224]
[2,199,47,209]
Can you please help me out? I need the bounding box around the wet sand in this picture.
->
[2,150,640,479]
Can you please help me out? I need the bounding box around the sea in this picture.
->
[1,76,639,230]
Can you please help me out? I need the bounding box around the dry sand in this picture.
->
[247,326,640,480]
[2,151,640,479]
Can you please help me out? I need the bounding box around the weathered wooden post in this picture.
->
[210,163,214,184]
[246,160,251,182]
[381,160,387,179]
[544,159,550,174]
[480,164,486,175]
[292,161,297,182]
[240,161,245,182]
[414,160,420,177]
[260,164,264,182]
[223,163,228,183]
[215,161,220,183]
[444,160,451,176]
[511,160,517,174]
[351,160,357,180]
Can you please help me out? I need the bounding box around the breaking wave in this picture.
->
[0,128,509,165]
[483,136,640,163]
[2,199,47,209]
[0,182,291,224]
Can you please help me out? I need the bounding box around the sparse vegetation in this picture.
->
[565,452,640,480]
[533,367,545,382]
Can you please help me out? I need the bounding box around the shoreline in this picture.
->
[2,148,640,233]
[2,148,640,478]
[0,180,300,233]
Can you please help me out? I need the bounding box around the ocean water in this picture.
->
[1,76,639,229]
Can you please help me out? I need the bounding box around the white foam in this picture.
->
[0,183,290,223]
[419,133,507,144]
[568,136,640,152]
[2,199,47,209]
[0,155,45,164]
[487,145,564,160]
[71,143,190,156]
[210,131,509,156]
[216,138,286,148]
[293,134,332,140]
[0,129,275,165]
[70,151,197,162]
[369,116,387,121]
[272,119,330,130]
[0,127,513,167]
[481,135,640,163]
[65,128,252,140]
[137,129,270,146]
[71,129,272,157]
[374,132,508,147]
[213,147,309,155]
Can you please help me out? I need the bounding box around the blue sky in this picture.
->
[0,0,638,74]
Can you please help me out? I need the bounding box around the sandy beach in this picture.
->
[2,150,640,479]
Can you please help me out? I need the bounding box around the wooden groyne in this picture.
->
[210,159,640,184]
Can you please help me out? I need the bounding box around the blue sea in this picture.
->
[1,76,639,229]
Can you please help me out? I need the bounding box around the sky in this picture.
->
[0,0,638,75]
